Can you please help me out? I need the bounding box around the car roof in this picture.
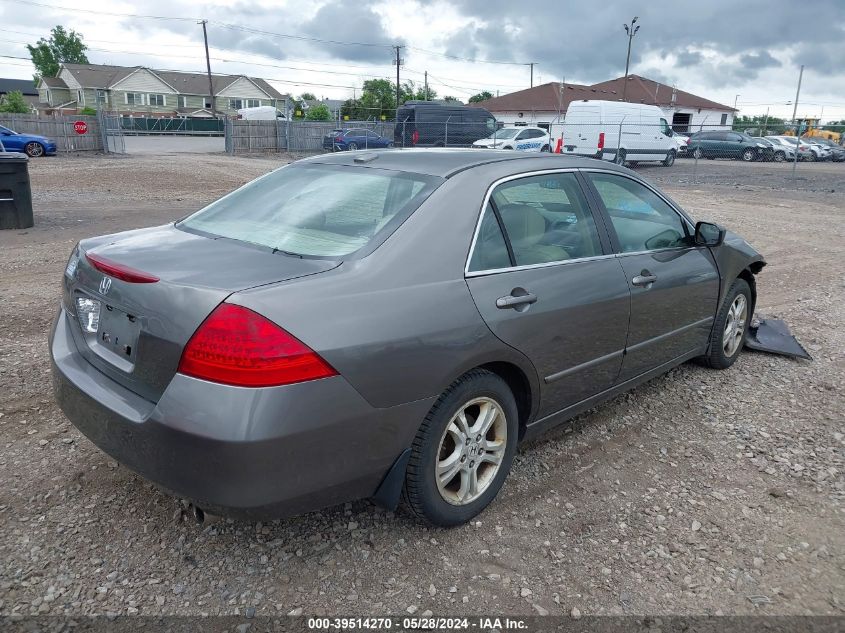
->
[302,148,622,178]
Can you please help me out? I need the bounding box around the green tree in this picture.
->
[0,90,30,113]
[468,90,493,103]
[79,106,96,115]
[400,80,436,102]
[732,114,787,135]
[442,95,461,103]
[27,26,89,81]
[305,103,331,121]
[299,92,317,101]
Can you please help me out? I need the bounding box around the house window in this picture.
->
[246,99,260,108]
[126,92,144,106]
[148,94,165,107]
[720,113,728,125]
[96,89,108,105]
[77,89,84,105]
[229,99,243,110]
[180,96,189,108]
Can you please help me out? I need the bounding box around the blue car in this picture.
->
[0,125,57,157]
[322,128,393,151]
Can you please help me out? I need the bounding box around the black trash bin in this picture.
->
[0,152,33,230]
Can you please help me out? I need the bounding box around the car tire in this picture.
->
[742,148,756,162]
[347,142,358,151]
[403,369,518,527]
[692,147,703,160]
[540,144,551,152]
[24,142,45,157]
[701,278,752,370]
[805,151,815,162]
[387,142,394,148]
[773,151,786,162]
[614,148,626,165]
[502,145,513,150]
[662,150,676,166]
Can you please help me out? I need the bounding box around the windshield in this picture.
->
[486,128,520,139]
[178,164,441,258]
[0,125,16,135]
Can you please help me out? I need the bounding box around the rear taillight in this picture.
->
[335,136,343,142]
[412,130,419,145]
[86,252,159,283]
[177,303,337,387]
[598,132,605,151]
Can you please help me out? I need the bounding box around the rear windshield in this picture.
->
[178,164,441,258]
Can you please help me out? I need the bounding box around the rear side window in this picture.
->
[468,173,603,272]
[179,165,441,258]
[588,173,688,253]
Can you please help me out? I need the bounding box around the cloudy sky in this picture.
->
[2,0,844,120]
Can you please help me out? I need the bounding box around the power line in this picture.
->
[0,0,195,21]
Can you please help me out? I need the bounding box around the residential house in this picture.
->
[36,63,287,118]
[0,78,40,112]
[472,74,736,135]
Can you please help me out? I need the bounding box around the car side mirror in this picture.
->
[695,221,725,247]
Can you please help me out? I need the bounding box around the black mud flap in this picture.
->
[745,317,812,360]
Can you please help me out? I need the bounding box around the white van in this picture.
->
[561,100,676,166]
[237,106,287,121]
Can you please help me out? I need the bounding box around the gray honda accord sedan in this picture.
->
[51,149,765,526]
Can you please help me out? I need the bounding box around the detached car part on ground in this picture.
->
[53,150,806,527]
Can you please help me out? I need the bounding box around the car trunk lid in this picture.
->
[65,224,338,402]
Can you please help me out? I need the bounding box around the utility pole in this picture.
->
[527,62,535,88]
[733,94,740,110]
[790,65,804,179]
[622,16,640,102]
[392,45,404,111]
[198,19,216,117]
[424,71,428,100]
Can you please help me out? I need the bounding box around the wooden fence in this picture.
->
[225,120,395,154]
[0,115,104,152]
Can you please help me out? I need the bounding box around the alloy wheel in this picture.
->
[25,142,44,157]
[435,397,507,506]
[742,149,755,162]
[722,294,747,358]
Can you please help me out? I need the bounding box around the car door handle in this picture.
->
[631,273,657,287]
[496,292,537,309]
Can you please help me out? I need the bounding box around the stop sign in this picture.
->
[73,120,88,135]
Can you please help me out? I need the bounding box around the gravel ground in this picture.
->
[0,154,843,619]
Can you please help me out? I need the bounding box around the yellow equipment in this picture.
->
[784,117,841,143]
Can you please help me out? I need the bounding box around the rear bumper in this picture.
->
[50,308,432,518]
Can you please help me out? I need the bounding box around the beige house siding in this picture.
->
[217,77,268,99]
[111,69,176,95]
[59,68,81,90]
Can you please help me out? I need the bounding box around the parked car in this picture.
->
[801,138,833,161]
[807,137,845,162]
[767,136,816,161]
[753,137,789,162]
[687,131,770,161]
[322,128,393,151]
[471,126,552,152]
[394,101,496,148]
[561,100,678,166]
[51,150,766,527]
[668,129,690,154]
[0,124,56,157]
[236,106,286,121]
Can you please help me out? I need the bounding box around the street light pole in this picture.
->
[622,17,640,102]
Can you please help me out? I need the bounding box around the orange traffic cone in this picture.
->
[554,137,563,153]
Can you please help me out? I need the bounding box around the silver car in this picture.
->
[51,150,766,526]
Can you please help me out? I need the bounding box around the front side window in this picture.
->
[179,165,440,258]
[468,172,603,271]
[588,173,688,253]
